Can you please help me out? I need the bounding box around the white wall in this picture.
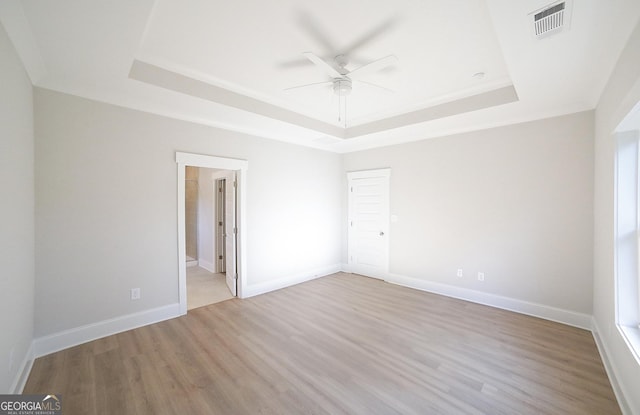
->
[343,111,594,315]
[197,167,215,272]
[593,19,640,414]
[34,88,342,337]
[0,22,34,392]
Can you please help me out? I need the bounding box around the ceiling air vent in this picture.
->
[530,0,572,39]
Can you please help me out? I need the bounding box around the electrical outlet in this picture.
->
[130,288,141,300]
[478,272,485,281]
[456,269,463,277]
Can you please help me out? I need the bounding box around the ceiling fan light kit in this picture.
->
[333,78,352,96]
[286,52,398,127]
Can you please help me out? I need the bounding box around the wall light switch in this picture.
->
[131,288,141,300]
[478,272,485,281]
[456,269,463,277]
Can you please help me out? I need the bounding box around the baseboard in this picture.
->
[383,272,592,330]
[9,342,34,394]
[33,303,181,358]
[243,264,342,298]
[186,260,198,267]
[198,259,215,273]
[591,318,632,415]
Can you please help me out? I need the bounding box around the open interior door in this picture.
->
[224,171,237,296]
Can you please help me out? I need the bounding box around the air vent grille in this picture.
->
[534,3,565,22]
[530,1,572,39]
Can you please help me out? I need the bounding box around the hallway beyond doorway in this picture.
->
[186,266,234,310]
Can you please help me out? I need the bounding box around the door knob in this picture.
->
[379,231,384,236]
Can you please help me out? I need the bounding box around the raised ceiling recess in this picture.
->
[3,0,639,152]
[130,0,517,139]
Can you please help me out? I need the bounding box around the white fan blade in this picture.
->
[357,80,395,94]
[297,12,337,54]
[348,55,398,80]
[283,81,332,92]
[342,18,397,55]
[303,52,341,78]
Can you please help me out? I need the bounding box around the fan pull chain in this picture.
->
[336,89,348,127]
[344,95,347,128]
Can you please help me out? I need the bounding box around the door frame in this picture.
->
[347,168,391,279]
[176,152,248,314]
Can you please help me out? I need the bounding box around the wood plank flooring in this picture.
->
[24,273,621,414]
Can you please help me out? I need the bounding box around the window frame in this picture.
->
[614,119,640,364]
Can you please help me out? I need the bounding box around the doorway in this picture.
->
[184,167,236,309]
[176,152,248,315]
[347,168,390,279]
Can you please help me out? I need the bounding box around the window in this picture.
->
[615,101,640,360]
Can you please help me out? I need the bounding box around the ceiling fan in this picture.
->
[285,52,399,126]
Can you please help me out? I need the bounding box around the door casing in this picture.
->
[176,152,248,314]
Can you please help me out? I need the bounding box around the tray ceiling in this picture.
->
[1,0,639,152]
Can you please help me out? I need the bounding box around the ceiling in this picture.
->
[1,0,639,153]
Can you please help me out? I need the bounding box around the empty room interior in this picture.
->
[2,0,640,413]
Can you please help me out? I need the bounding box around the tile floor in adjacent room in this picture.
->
[186,265,234,310]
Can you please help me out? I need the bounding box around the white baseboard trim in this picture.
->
[10,342,34,394]
[591,319,632,415]
[243,264,342,298]
[186,260,198,267]
[383,272,592,330]
[198,259,215,273]
[33,303,181,358]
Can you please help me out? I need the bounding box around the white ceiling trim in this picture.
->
[130,59,520,141]
[333,101,594,153]
[346,85,519,138]
[129,59,346,138]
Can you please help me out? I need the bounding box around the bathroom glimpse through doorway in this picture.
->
[176,152,248,315]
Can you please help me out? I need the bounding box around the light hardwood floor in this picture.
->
[24,273,620,414]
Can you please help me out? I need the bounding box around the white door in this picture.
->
[215,178,226,273]
[347,169,390,279]
[224,171,237,296]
